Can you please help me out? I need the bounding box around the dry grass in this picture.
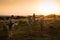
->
[0,18,60,40]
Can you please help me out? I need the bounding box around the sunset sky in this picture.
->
[0,0,60,16]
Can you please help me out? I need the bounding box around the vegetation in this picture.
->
[0,14,60,40]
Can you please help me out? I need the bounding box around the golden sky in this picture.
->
[0,0,60,16]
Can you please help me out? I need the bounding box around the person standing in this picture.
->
[5,17,14,40]
[6,18,14,31]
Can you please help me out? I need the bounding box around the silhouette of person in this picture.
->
[5,17,15,40]
[6,18,14,31]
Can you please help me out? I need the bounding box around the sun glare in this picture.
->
[36,2,58,16]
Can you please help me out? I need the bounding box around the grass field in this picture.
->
[0,16,60,40]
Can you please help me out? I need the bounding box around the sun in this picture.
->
[36,2,58,16]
